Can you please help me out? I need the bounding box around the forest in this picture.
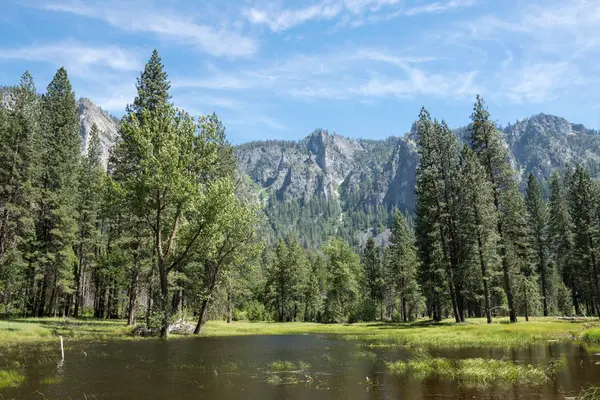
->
[1,50,599,341]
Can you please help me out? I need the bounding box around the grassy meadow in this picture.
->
[0,316,597,349]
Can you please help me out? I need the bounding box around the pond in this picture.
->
[1,335,599,399]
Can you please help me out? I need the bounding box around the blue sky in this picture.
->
[1,0,599,144]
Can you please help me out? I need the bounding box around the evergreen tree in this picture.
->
[126,49,171,118]
[265,236,306,322]
[525,173,550,316]
[468,95,528,323]
[361,237,384,319]
[387,211,420,322]
[0,72,39,312]
[548,171,578,314]
[73,124,104,316]
[457,145,499,323]
[568,165,600,316]
[34,67,81,317]
[414,108,464,322]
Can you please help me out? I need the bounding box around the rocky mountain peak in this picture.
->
[78,98,119,166]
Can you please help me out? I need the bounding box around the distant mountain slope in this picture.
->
[22,97,600,248]
[237,114,600,247]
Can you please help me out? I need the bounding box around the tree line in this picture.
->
[1,51,599,332]
[0,51,259,337]
[231,97,600,324]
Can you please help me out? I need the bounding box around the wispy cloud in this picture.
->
[247,0,478,31]
[0,40,141,76]
[244,0,412,32]
[38,1,258,58]
[172,47,474,102]
[404,0,476,16]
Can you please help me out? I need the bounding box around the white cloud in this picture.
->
[0,40,141,76]
[39,1,258,58]
[404,0,476,16]
[506,63,579,104]
[244,0,409,32]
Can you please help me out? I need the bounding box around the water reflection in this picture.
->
[0,335,598,399]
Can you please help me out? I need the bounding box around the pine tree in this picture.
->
[0,72,39,312]
[265,236,306,322]
[73,124,104,317]
[126,49,171,118]
[567,165,600,316]
[468,95,528,323]
[414,108,464,322]
[525,173,550,316]
[35,67,80,317]
[457,145,499,323]
[361,237,384,319]
[387,211,420,322]
[548,171,578,314]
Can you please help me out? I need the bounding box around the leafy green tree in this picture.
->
[323,238,360,322]
[525,173,550,316]
[113,51,235,337]
[190,178,259,334]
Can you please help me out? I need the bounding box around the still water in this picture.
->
[1,335,599,399]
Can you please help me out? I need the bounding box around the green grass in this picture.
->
[583,328,600,345]
[0,316,595,349]
[386,353,555,387]
[0,369,25,389]
[0,318,136,345]
[199,317,588,348]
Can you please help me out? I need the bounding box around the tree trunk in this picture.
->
[127,260,141,326]
[193,299,209,334]
[158,262,169,339]
[74,245,85,317]
[538,249,548,317]
[227,291,233,323]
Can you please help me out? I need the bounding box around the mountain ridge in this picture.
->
[73,99,600,247]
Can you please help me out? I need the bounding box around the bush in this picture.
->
[245,300,267,321]
[232,309,248,321]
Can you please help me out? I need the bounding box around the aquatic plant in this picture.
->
[0,369,25,389]
[386,353,557,387]
[578,387,600,400]
[267,360,311,372]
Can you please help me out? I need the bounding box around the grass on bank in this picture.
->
[0,316,595,348]
[0,318,134,345]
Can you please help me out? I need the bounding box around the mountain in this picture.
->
[67,100,600,248]
[78,98,119,167]
[237,114,600,247]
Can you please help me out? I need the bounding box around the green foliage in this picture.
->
[323,238,360,322]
